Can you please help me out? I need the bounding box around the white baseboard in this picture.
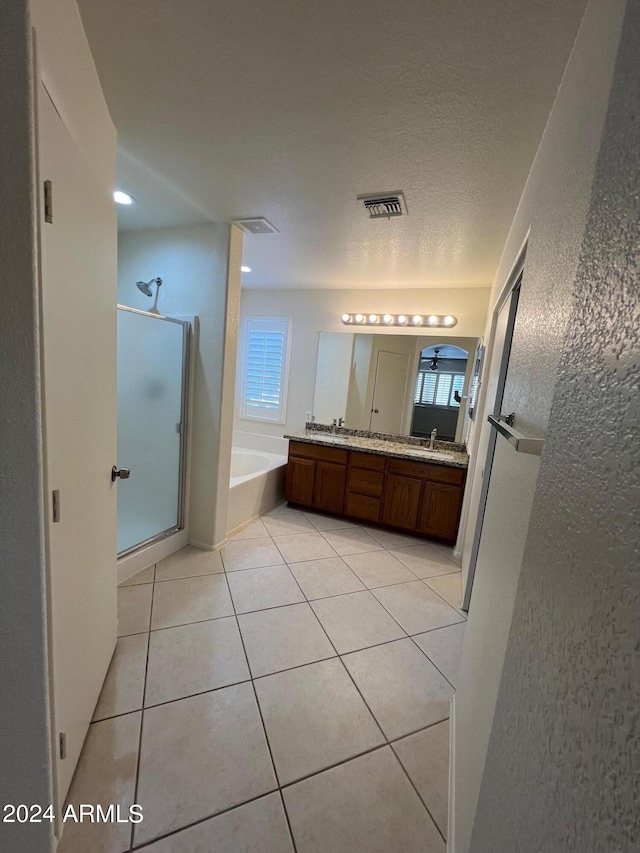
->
[188,537,226,552]
[117,529,188,584]
[448,694,456,852]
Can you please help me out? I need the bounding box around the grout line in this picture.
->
[153,569,226,584]
[278,788,299,853]
[390,740,448,845]
[129,579,155,852]
[130,790,282,851]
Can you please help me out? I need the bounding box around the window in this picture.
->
[240,317,292,423]
[414,370,465,409]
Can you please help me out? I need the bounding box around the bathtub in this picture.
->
[227,446,288,535]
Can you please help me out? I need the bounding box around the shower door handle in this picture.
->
[111,466,131,482]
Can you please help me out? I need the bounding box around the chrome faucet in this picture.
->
[338,417,345,427]
[429,428,437,450]
[331,419,337,434]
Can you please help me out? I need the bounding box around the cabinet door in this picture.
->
[418,482,463,541]
[286,457,316,506]
[382,474,422,530]
[313,461,347,514]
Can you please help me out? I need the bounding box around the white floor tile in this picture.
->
[117,584,153,637]
[151,574,233,630]
[272,532,338,563]
[238,603,335,677]
[389,545,459,578]
[371,581,465,635]
[221,538,284,572]
[57,713,140,853]
[140,793,294,852]
[227,564,305,614]
[262,513,316,536]
[288,556,365,600]
[321,527,384,556]
[343,550,417,589]
[93,633,147,721]
[413,622,466,687]
[363,527,427,549]
[424,572,463,609]
[342,639,453,740]
[155,545,223,582]
[134,684,277,846]
[119,564,155,586]
[255,658,384,785]
[304,511,358,531]
[311,591,405,653]
[228,517,270,540]
[283,747,445,853]
[393,721,450,839]
[145,617,250,706]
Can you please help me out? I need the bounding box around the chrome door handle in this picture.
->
[111,466,131,481]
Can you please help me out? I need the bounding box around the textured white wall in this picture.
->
[454,2,628,850]
[118,223,240,548]
[236,286,490,439]
[470,1,639,848]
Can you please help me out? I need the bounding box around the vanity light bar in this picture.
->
[341,313,457,328]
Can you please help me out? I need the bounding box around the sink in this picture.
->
[319,434,351,444]
[407,448,454,461]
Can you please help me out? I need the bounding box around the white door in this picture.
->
[369,351,409,434]
[38,84,118,809]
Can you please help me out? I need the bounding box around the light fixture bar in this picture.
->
[341,313,457,328]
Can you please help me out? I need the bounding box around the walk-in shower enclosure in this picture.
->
[116,306,190,556]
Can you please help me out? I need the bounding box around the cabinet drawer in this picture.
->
[348,451,386,472]
[345,493,381,523]
[388,457,466,485]
[289,441,348,465]
[347,468,384,498]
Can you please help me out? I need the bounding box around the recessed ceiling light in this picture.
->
[241,266,251,273]
[113,190,135,205]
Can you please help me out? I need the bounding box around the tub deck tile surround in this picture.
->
[62,505,463,851]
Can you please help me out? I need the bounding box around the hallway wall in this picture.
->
[470,1,639,848]
[453,1,630,850]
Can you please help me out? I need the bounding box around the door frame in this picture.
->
[460,240,527,610]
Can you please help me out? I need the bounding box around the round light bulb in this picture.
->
[444,315,455,326]
[355,314,364,323]
[241,265,252,273]
[341,313,351,323]
[113,190,135,205]
[383,314,393,324]
[428,315,438,325]
[368,314,378,323]
[412,315,422,325]
[397,315,407,324]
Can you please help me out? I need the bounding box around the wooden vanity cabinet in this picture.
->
[286,440,466,542]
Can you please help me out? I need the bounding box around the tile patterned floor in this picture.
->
[58,505,466,853]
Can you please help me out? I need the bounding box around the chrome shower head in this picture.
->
[136,277,162,297]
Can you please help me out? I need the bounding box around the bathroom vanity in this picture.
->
[283,429,468,543]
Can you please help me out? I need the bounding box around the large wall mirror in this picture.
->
[312,332,480,444]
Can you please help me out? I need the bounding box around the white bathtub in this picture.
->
[227,446,288,534]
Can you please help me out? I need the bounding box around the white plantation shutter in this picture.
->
[413,370,465,409]
[241,318,291,422]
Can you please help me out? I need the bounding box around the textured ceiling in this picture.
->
[77,0,587,289]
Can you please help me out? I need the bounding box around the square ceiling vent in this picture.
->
[357,191,407,219]
[232,217,279,235]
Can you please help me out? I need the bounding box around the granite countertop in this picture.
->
[284,428,469,469]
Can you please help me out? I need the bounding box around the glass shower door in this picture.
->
[116,307,189,555]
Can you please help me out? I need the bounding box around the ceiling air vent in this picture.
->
[232,217,279,235]
[357,191,407,219]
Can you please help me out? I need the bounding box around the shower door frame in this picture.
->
[116,305,192,559]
